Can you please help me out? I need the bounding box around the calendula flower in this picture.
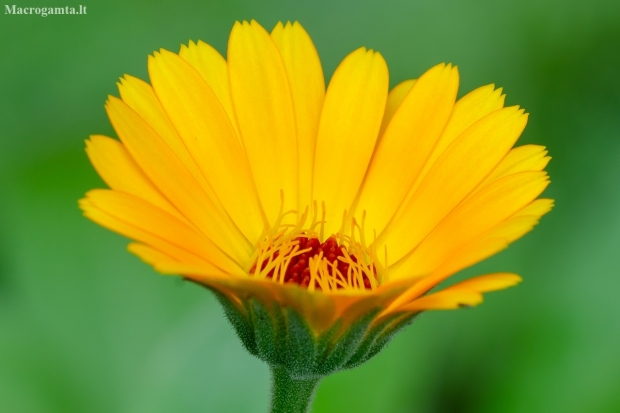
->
[80,20,552,413]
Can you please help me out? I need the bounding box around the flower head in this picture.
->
[81,20,551,379]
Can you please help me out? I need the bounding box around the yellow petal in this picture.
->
[148,49,264,244]
[128,242,177,267]
[487,215,542,242]
[476,144,550,190]
[372,85,505,248]
[381,239,508,316]
[446,272,522,293]
[271,21,325,214]
[391,171,549,279]
[85,135,191,226]
[83,190,243,275]
[127,243,233,279]
[516,198,554,217]
[228,20,298,225]
[313,47,388,235]
[393,197,552,306]
[450,199,554,265]
[435,85,505,158]
[379,106,528,263]
[378,79,416,139]
[411,85,505,190]
[105,96,252,264]
[81,199,206,267]
[383,198,552,315]
[117,75,249,243]
[397,289,483,312]
[117,75,209,189]
[429,240,509,290]
[80,190,242,274]
[355,64,458,241]
[471,198,554,243]
[390,272,520,314]
[178,40,241,138]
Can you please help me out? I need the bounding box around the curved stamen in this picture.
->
[249,202,386,292]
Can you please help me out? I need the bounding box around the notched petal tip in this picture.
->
[103,94,119,109]
[271,21,284,33]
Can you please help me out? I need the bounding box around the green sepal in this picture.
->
[210,289,258,356]
[349,312,419,367]
[341,314,395,369]
[283,307,317,377]
[248,297,282,363]
[314,310,379,375]
[210,288,416,379]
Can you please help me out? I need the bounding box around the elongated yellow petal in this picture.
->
[117,76,202,179]
[447,273,522,293]
[517,198,554,217]
[81,200,230,278]
[85,135,191,226]
[271,21,325,214]
[419,182,552,277]
[391,171,549,279]
[372,84,506,249]
[413,85,505,187]
[228,20,298,225]
[117,74,250,242]
[105,96,252,264]
[434,240,508,284]
[378,79,416,138]
[397,289,483,312]
[379,106,528,263]
[313,47,388,235]
[436,85,505,157]
[381,238,509,316]
[487,215,542,242]
[128,242,178,267]
[128,243,234,279]
[178,40,240,138]
[355,64,458,240]
[472,198,554,244]
[393,197,553,306]
[82,200,206,267]
[83,190,244,275]
[477,144,550,190]
[391,272,519,313]
[148,49,265,244]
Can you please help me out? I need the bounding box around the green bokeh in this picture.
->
[1,0,619,411]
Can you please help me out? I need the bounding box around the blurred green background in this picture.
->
[1,0,619,412]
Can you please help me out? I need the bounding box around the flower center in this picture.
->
[247,202,386,292]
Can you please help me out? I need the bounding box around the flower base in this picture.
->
[206,286,418,411]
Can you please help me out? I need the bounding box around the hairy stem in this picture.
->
[269,366,321,413]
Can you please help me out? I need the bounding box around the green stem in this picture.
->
[269,365,321,413]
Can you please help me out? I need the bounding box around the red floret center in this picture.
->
[251,236,374,290]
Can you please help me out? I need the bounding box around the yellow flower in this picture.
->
[80,20,552,338]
